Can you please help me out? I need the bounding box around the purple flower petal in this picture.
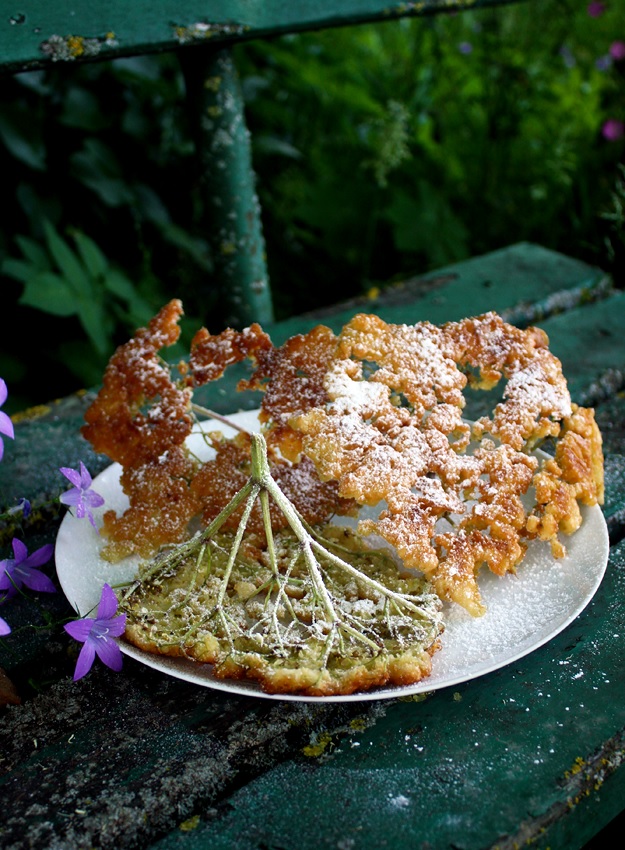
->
[7,498,31,518]
[59,489,81,508]
[64,584,126,679]
[64,618,95,642]
[0,410,14,440]
[0,556,19,594]
[78,462,93,488]
[0,565,16,595]
[0,379,12,457]
[73,639,96,680]
[11,538,28,561]
[107,613,127,638]
[20,567,56,594]
[97,584,119,620]
[2,540,56,596]
[94,636,124,671]
[22,543,54,569]
[60,466,83,488]
[602,119,625,141]
[0,616,10,636]
[83,490,105,509]
[59,463,105,529]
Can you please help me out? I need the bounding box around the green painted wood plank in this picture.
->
[0,659,376,847]
[2,536,624,849]
[535,291,625,403]
[126,541,625,850]
[2,247,621,686]
[268,242,610,345]
[1,1,527,73]
[0,243,623,850]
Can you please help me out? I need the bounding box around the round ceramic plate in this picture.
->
[55,409,610,702]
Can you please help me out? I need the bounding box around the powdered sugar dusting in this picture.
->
[56,409,609,702]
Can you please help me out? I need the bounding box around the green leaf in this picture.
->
[59,88,110,132]
[42,220,91,298]
[134,184,170,225]
[70,139,134,208]
[254,134,303,160]
[2,258,37,284]
[104,269,154,323]
[71,230,108,281]
[75,294,111,356]
[18,272,78,317]
[157,223,212,272]
[15,235,50,271]
[56,339,109,389]
[0,107,46,171]
[103,268,136,301]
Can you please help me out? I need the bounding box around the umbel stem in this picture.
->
[124,431,442,667]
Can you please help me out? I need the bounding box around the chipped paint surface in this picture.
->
[173,21,249,45]
[0,245,623,849]
[39,32,117,62]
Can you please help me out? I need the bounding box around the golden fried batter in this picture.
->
[290,312,603,615]
[83,303,349,562]
[82,299,193,467]
[240,324,339,462]
[120,525,444,697]
[83,304,603,622]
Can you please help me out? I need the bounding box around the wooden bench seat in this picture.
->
[4,3,624,848]
[1,242,624,850]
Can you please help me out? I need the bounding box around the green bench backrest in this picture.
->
[2,1,522,71]
[1,0,525,326]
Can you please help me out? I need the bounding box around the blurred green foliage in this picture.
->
[0,0,623,412]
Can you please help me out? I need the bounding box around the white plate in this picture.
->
[55,409,610,702]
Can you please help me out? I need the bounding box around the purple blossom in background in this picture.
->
[59,462,105,529]
[595,54,613,71]
[0,378,14,462]
[587,2,606,17]
[610,41,625,61]
[0,538,55,602]
[602,118,625,141]
[0,616,10,636]
[458,41,473,55]
[7,498,31,519]
[64,584,126,680]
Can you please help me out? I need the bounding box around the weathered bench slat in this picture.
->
[271,241,610,342]
[1,242,624,850]
[182,540,625,850]
[1,1,526,72]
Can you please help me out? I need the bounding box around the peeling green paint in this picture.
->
[172,21,249,45]
[39,32,118,62]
